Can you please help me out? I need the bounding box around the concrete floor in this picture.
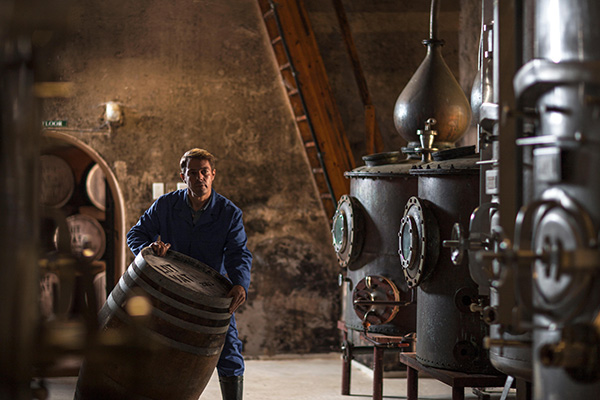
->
[44,353,512,400]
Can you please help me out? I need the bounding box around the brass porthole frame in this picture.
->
[331,195,364,268]
[399,196,439,288]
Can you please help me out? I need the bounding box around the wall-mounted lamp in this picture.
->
[103,101,124,127]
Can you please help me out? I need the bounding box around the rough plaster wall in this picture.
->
[39,0,340,356]
[305,0,478,163]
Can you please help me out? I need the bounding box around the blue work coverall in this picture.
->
[126,188,253,377]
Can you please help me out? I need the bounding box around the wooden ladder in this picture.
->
[257,0,355,220]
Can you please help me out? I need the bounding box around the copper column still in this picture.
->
[393,0,471,156]
[393,0,496,374]
[335,0,478,375]
[336,156,418,337]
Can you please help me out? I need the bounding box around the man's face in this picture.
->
[181,158,215,199]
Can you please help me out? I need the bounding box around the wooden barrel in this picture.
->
[75,248,233,400]
[85,163,106,211]
[54,214,106,261]
[40,154,74,208]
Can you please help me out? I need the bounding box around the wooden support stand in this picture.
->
[399,353,508,400]
[339,321,411,400]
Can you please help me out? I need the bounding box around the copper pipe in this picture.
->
[429,0,441,41]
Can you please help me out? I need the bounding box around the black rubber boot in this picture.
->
[219,375,243,400]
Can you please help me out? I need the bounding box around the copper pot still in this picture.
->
[393,0,471,151]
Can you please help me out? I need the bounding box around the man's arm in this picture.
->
[223,209,253,313]
[127,201,162,256]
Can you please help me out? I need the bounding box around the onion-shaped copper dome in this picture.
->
[393,0,471,151]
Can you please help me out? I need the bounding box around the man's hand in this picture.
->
[228,285,246,314]
[150,240,171,257]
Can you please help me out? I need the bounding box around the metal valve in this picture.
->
[443,223,482,265]
[338,273,352,290]
[415,118,438,163]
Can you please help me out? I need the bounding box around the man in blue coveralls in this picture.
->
[126,148,252,400]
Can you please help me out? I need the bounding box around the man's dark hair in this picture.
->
[179,148,216,172]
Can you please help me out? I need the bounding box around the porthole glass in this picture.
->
[332,211,346,253]
[400,218,413,261]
